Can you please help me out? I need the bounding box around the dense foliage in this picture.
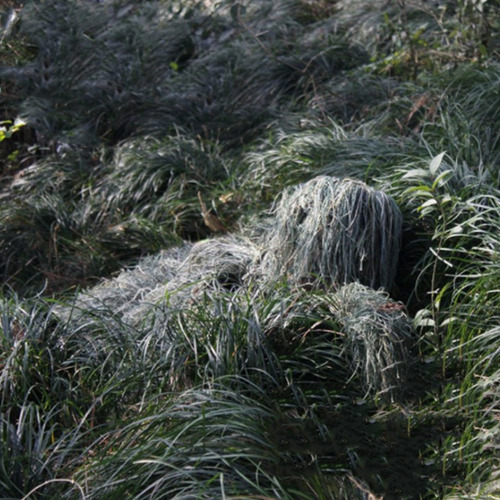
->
[0,0,499,498]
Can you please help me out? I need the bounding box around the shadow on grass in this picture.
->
[265,359,466,500]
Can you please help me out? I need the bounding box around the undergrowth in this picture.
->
[0,0,499,499]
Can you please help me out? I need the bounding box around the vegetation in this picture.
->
[0,0,499,498]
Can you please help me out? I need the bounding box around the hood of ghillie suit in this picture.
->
[259,176,403,291]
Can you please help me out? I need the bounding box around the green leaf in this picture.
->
[418,198,438,216]
[432,169,453,190]
[414,309,435,328]
[429,247,453,268]
[429,152,446,176]
[0,118,25,142]
[434,282,451,311]
[404,185,432,193]
[420,198,438,208]
[440,316,458,326]
[13,117,26,130]
[404,186,434,201]
[447,224,463,235]
[402,168,431,180]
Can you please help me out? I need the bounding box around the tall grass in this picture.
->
[0,279,387,498]
[70,381,376,500]
[379,145,500,496]
[1,0,500,498]
[0,293,93,498]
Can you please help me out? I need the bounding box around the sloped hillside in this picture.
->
[0,1,499,499]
